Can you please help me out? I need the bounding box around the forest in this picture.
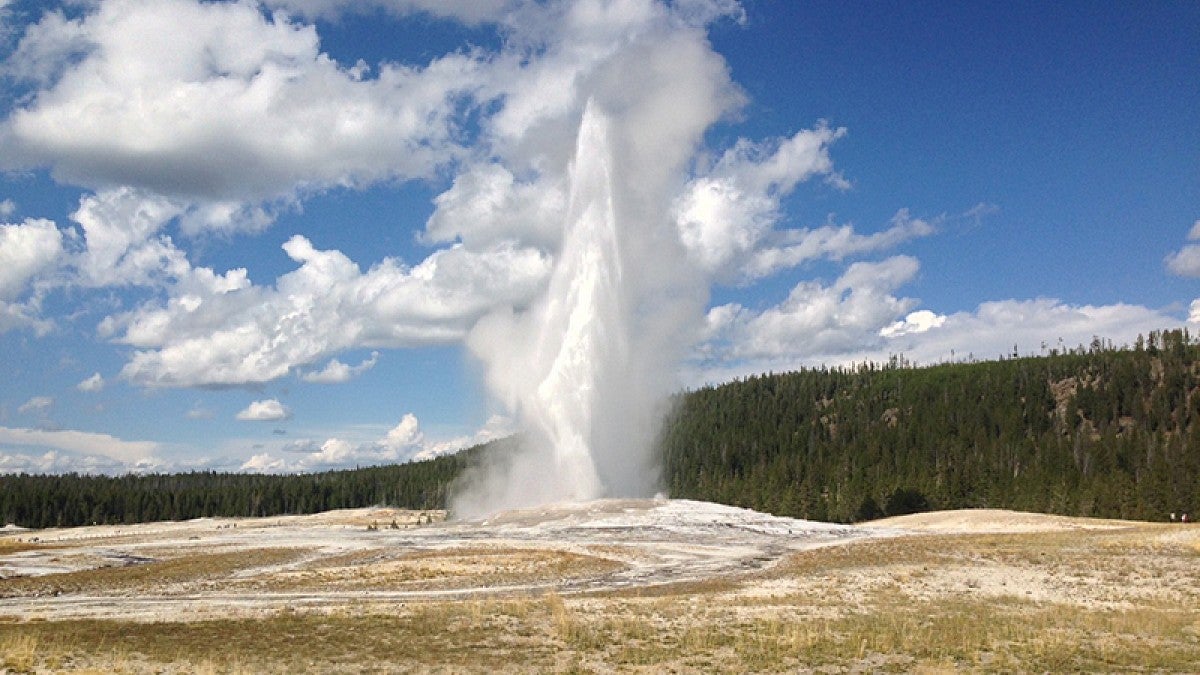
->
[2,330,1198,528]
[660,329,1200,523]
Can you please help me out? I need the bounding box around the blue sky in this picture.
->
[0,0,1197,475]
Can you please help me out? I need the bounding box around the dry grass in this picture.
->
[0,548,303,598]
[0,539,60,556]
[0,633,38,673]
[237,546,625,592]
[2,586,1199,673]
[4,520,1199,672]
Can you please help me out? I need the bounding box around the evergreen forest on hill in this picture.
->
[660,330,1200,523]
[3,330,1199,528]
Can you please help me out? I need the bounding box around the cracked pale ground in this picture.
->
[2,499,1198,673]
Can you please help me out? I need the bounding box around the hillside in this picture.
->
[661,329,1200,522]
[3,329,1199,527]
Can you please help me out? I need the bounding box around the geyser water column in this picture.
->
[455,98,687,518]
[527,99,625,503]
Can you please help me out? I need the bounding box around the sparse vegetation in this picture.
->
[2,520,1198,672]
[0,548,303,598]
[233,547,625,593]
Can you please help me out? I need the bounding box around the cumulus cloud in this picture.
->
[105,235,549,387]
[1,0,481,212]
[292,438,356,469]
[380,413,423,451]
[0,199,14,217]
[674,124,850,278]
[0,216,63,333]
[881,309,947,338]
[240,452,285,473]
[63,187,257,315]
[1165,220,1200,277]
[301,351,379,384]
[704,256,921,361]
[68,188,188,287]
[424,163,567,251]
[76,372,104,392]
[235,399,292,422]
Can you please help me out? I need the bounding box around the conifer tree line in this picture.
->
[3,330,1199,527]
[0,442,496,529]
[660,329,1200,522]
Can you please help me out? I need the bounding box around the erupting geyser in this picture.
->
[452,95,711,519]
[447,13,742,520]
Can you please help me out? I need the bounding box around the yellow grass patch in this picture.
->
[0,548,304,597]
[238,546,626,592]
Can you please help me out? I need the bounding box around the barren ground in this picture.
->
[2,499,1198,673]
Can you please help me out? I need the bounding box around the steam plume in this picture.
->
[449,6,740,519]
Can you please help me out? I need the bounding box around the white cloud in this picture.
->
[881,309,947,338]
[694,295,1188,384]
[69,188,186,287]
[17,396,53,415]
[2,0,481,211]
[235,399,292,422]
[412,413,514,462]
[301,351,379,384]
[0,199,14,217]
[0,425,157,463]
[238,412,512,473]
[297,438,355,469]
[674,124,850,278]
[704,256,921,361]
[1166,220,1200,277]
[1166,247,1200,277]
[240,452,285,473]
[0,301,52,335]
[877,299,1183,365]
[273,414,423,471]
[0,217,63,333]
[424,163,566,251]
[68,187,257,293]
[76,372,104,392]
[745,209,936,281]
[380,413,424,452]
[107,236,550,387]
